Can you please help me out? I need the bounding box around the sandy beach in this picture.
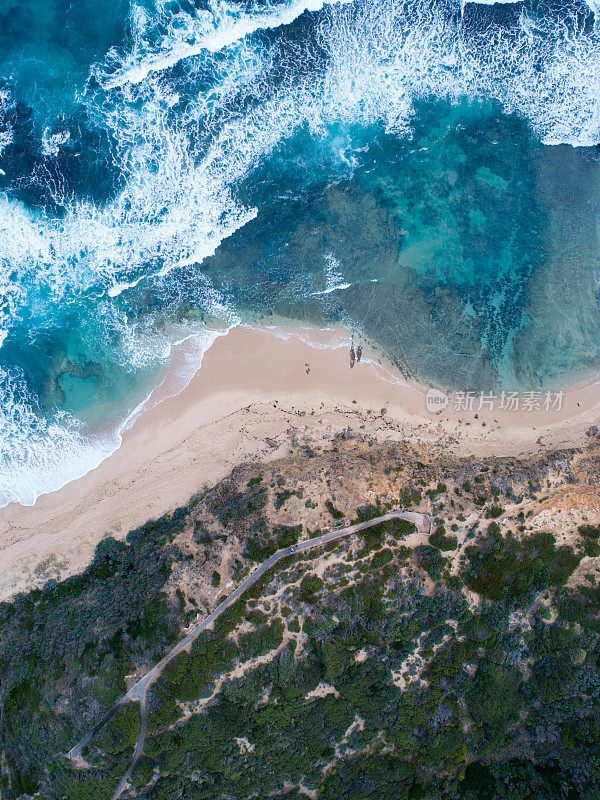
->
[1,323,600,600]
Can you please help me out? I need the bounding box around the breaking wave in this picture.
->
[0,325,228,507]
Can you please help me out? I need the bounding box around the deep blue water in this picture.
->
[1,0,600,505]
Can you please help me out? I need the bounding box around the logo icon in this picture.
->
[426,388,449,413]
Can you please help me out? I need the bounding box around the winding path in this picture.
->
[67,509,431,799]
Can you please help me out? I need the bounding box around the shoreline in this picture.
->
[2,323,600,601]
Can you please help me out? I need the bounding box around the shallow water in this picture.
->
[1,0,600,504]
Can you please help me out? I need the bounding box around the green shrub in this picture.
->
[466,664,523,728]
[415,545,446,581]
[369,548,394,570]
[485,504,504,519]
[274,524,302,548]
[245,535,277,562]
[430,527,458,551]
[300,575,324,602]
[325,500,344,520]
[96,703,140,753]
[580,524,600,539]
[355,504,381,522]
[207,479,267,526]
[462,530,580,602]
[427,483,447,499]
[275,489,296,510]
[584,540,600,558]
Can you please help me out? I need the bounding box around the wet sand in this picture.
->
[1,324,599,600]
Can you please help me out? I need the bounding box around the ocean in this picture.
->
[1,0,600,506]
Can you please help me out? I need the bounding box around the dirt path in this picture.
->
[67,509,431,799]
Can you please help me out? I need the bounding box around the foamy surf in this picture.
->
[0,88,13,160]
[101,0,356,89]
[0,325,229,508]
[461,0,523,7]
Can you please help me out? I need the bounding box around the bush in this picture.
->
[275,489,296,510]
[274,524,302,548]
[466,664,523,728]
[485,504,504,519]
[356,504,382,522]
[96,703,140,753]
[391,518,417,537]
[585,540,600,557]
[427,483,447,499]
[300,575,324,602]
[462,530,580,602]
[415,545,446,581]
[580,524,600,539]
[245,535,277,562]
[207,479,267,527]
[430,527,458,551]
[370,549,393,570]
[325,500,344,520]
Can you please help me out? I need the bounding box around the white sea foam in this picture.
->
[127,324,233,426]
[585,0,600,18]
[0,325,228,507]
[318,0,600,144]
[463,0,598,20]
[107,276,145,297]
[0,366,119,508]
[0,133,11,158]
[27,0,594,331]
[312,282,352,295]
[2,0,597,328]
[262,323,349,350]
[461,0,523,8]
[101,0,355,89]
[309,253,352,294]
[0,88,13,175]
[41,128,71,157]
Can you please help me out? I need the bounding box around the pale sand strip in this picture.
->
[1,324,600,600]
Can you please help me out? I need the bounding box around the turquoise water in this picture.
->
[1,0,600,505]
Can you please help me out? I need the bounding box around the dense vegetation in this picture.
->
[1,474,599,800]
[131,521,594,800]
[0,509,190,799]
